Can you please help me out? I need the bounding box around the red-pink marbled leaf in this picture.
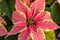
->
[29,25,37,32]
[31,0,45,18]
[0,17,4,23]
[18,29,30,40]
[32,30,45,40]
[0,24,8,36]
[34,11,46,22]
[16,0,27,13]
[27,9,33,19]
[43,12,52,21]
[12,11,26,22]
[37,21,59,30]
[7,21,27,36]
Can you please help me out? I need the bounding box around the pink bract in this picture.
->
[7,0,59,40]
[0,17,8,36]
[57,0,60,4]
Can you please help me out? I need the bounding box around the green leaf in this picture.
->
[45,7,51,12]
[6,0,15,17]
[50,2,60,25]
[0,9,3,17]
[4,16,13,31]
[0,0,15,18]
[44,31,56,40]
[46,0,56,5]
[0,0,11,18]
[46,0,53,5]
[45,0,56,12]
[0,36,5,40]
[5,34,18,40]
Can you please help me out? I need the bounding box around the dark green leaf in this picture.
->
[46,0,56,5]
[5,34,18,40]
[0,9,3,17]
[4,16,13,31]
[0,0,11,18]
[6,0,15,17]
[0,36,5,40]
[50,2,60,25]
[0,0,15,18]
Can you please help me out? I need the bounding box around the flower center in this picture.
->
[27,19,35,25]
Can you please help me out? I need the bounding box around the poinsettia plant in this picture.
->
[0,0,60,40]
